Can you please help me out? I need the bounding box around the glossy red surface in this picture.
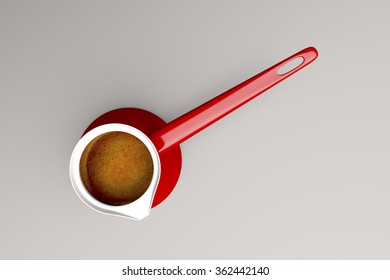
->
[150,47,318,154]
[80,47,318,208]
[82,108,182,208]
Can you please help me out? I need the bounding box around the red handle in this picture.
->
[150,47,318,154]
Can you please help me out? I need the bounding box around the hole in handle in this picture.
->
[277,56,304,75]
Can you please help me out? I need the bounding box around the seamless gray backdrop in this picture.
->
[1,0,390,259]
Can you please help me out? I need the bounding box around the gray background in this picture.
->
[1,0,389,259]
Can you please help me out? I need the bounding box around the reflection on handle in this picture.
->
[150,47,318,154]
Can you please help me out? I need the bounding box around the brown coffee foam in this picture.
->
[79,131,154,205]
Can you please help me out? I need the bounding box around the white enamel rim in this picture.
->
[69,123,161,220]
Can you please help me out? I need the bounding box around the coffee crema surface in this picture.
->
[79,131,154,205]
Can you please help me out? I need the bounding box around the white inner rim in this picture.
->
[69,124,161,220]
